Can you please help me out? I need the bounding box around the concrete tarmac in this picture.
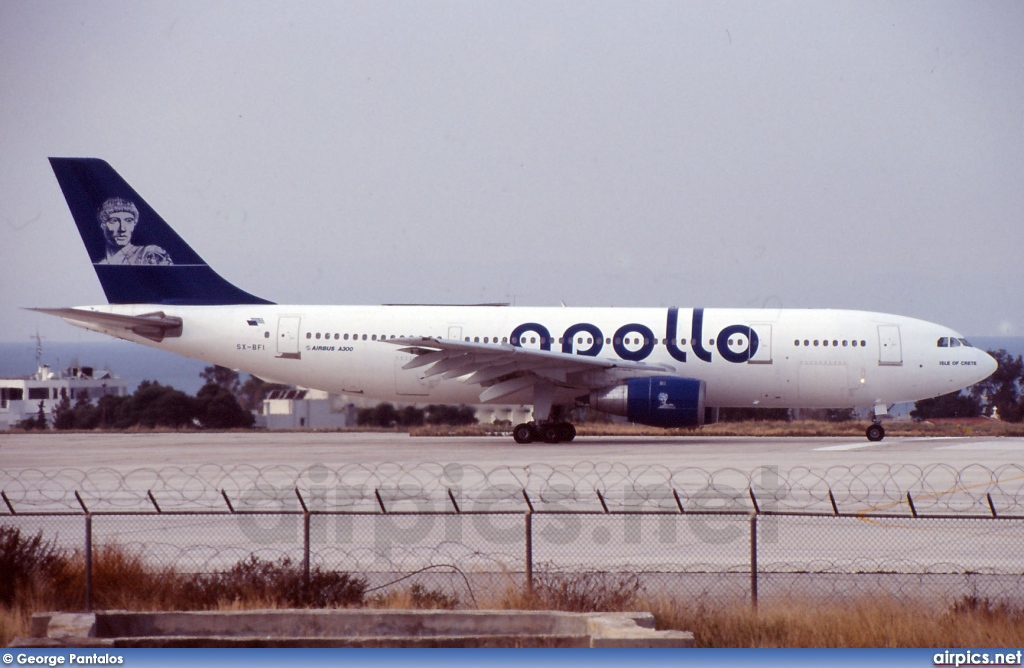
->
[3,430,1024,471]
[3,431,1022,603]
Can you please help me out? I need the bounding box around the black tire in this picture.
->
[513,423,534,444]
[866,423,885,442]
[541,424,562,444]
[558,422,577,442]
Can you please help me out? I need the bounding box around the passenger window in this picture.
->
[316,333,321,340]
[794,340,800,346]
[814,340,819,346]
[264,331,270,339]
[362,334,367,341]
[823,340,829,347]
[804,340,809,346]
[833,340,838,347]
[344,334,349,340]
[306,332,311,339]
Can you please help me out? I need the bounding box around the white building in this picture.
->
[259,388,358,429]
[0,365,130,430]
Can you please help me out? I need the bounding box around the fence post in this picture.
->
[295,489,310,589]
[525,512,533,596]
[749,513,758,610]
[523,489,535,596]
[75,491,92,612]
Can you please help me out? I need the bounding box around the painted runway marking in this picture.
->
[813,442,889,451]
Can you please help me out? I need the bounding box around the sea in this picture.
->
[1,336,1021,399]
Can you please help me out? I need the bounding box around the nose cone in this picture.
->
[976,349,998,384]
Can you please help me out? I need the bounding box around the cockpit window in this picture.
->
[950,337,961,347]
[958,338,973,347]
[937,337,949,347]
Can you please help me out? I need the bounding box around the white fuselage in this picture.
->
[63,304,996,411]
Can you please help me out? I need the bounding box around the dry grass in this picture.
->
[645,595,1024,647]
[4,530,1024,647]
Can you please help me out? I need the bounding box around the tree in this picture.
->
[16,401,49,430]
[825,408,857,423]
[425,405,478,426]
[125,380,196,428]
[52,391,75,430]
[200,365,241,396]
[358,402,400,428]
[71,395,101,430]
[194,382,255,429]
[970,349,1024,422]
[911,391,983,420]
[237,375,289,413]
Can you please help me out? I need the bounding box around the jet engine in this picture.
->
[590,377,713,428]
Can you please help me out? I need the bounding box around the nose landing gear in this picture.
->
[866,403,889,442]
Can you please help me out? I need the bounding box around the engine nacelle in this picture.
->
[591,377,707,429]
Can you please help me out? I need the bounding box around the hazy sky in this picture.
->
[2,1,1022,344]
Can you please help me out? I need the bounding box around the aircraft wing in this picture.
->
[386,336,677,402]
[27,307,183,343]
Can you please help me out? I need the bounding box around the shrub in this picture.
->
[0,526,65,605]
[177,556,367,608]
[530,572,641,612]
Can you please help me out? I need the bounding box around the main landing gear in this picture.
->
[513,421,577,444]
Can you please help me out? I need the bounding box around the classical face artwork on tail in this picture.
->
[50,158,272,305]
[96,197,173,265]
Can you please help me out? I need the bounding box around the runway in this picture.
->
[3,431,1023,517]
[3,432,1023,604]
[3,431,1024,472]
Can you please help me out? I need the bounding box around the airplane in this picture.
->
[33,158,997,443]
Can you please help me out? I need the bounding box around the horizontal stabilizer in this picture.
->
[27,307,183,342]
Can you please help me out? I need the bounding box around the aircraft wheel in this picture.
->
[558,423,577,442]
[541,423,562,444]
[866,423,885,442]
[513,423,534,444]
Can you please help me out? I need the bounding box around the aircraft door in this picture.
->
[878,325,902,366]
[748,324,772,364]
[276,316,301,359]
[395,356,431,396]
[448,326,462,341]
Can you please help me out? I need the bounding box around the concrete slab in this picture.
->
[16,609,694,648]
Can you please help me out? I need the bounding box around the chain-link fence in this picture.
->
[3,463,1023,610]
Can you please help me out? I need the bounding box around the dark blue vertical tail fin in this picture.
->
[49,158,272,305]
